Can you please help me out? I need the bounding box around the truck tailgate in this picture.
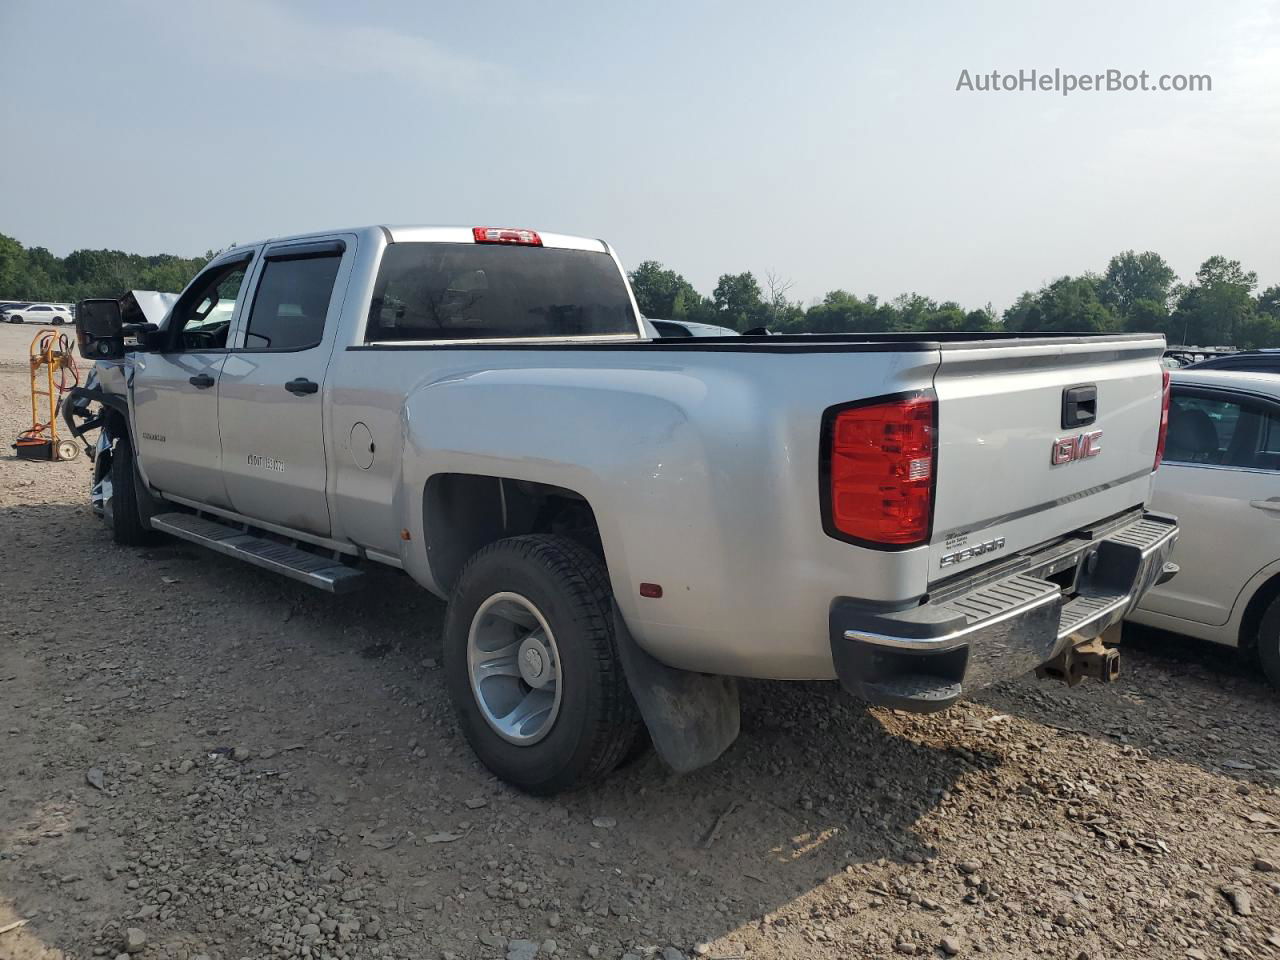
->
[929,336,1165,583]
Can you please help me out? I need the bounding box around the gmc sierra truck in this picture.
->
[66,224,1179,794]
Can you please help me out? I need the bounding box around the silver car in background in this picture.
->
[1129,369,1280,682]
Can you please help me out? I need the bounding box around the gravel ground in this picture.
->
[3,322,1280,960]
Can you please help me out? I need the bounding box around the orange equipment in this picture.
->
[14,328,81,461]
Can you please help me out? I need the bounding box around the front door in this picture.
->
[131,252,256,506]
[217,237,352,537]
[1144,386,1280,625]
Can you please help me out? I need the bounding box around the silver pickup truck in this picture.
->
[67,224,1179,793]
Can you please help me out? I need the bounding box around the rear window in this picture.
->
[366,243,637,342]
[244,254,342,352]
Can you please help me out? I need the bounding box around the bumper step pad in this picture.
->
[830,512,1178,712]
[150,512,364,594]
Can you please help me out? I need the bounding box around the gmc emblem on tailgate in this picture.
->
[1052,430,1103,465]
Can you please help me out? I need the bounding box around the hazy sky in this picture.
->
[3,0,1278,309]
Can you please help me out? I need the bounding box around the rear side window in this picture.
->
[244,254,342,351]
[366,243,637,342]
[1166,390,1280,470]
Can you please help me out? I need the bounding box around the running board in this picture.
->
[150,512,365,594]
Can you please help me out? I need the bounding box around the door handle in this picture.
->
[285,377,319,396]
[1251,498,1280,514]
[188,373,214,389]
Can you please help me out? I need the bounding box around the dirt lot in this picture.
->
[3,323,1280,960]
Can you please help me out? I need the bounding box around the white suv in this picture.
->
[3,303,73,324]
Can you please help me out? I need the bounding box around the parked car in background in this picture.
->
[1189,350,1280,375]
[1129,369,1280,683]
[1165,347,1234,368]
[643,317,740,338]
[3,302,73,324]
[0,301,32,317]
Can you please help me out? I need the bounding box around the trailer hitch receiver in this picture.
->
[1036,634,1120,687]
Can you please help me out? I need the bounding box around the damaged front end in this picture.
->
[62,362,133,521]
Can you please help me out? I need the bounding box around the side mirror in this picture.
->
[75,298,125,359]
[77,298,123,338]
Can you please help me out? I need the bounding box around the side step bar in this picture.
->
[150,512,365,594]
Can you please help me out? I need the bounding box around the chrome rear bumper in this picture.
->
[829,511,1178,712]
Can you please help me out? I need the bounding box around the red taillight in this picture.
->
[1153,368,1171,470]
[824,395,936,547]
[472,226,542,246]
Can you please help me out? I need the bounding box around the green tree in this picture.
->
[628,261,692,318]
[803,290,882,333]
[712,272,766,331]
[964,306,999,331]
[1099,251,1177,318]
[1258,284,1280,321]
[0,232,206,301]
[1124,297,1173,337]
[0,234,27,296]
[1002,275,1117,333]
[1169,256,1258,346]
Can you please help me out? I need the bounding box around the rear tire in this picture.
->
[52,316,65,325]
[107,433,154,546]
[443,535,641,794]
[1257,597,1280,690]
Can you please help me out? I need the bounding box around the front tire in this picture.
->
[107,433,154,546]
[443,535,641,794]
[1257,597,1280,690]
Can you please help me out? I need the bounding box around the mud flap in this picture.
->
[612,605,740,773]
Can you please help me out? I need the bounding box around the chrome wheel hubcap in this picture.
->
[467,592,562,745]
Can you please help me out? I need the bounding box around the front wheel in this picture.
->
[1257,597,1280,690]
[106,433,155,546]
[443,535,641,794]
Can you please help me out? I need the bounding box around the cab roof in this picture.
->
[1171,368,1280,396]
[219,225,609,259]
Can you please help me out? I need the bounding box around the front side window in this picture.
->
[32,305,49,312]
[165,261,248,351]
[1166,390,1280,470]
[242,253,342,351]
[366,243,637,342]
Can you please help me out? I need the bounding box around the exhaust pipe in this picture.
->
[1036,635,1120,688]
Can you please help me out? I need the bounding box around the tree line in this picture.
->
[2,231,1276,347]
[0,233,212,305]
[630,250,1280,348]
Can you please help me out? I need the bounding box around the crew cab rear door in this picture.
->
[216,236,355,537]
[928,336,1166,582]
